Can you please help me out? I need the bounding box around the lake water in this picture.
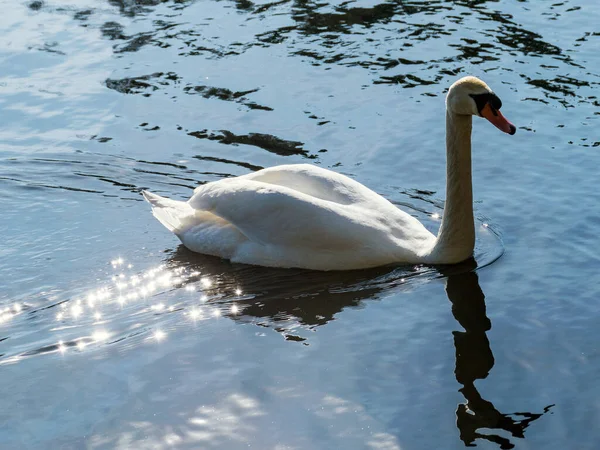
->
[1,0,599,448]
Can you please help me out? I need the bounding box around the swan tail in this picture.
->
[142,190,194,234]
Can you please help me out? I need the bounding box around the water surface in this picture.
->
[1,0,599,448]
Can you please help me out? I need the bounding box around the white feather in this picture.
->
[144,164,435,270]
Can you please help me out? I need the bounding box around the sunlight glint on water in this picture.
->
[0,0,599,448]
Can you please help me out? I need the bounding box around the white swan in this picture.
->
[143,76,516,270]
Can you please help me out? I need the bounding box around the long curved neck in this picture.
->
[429,111,475,263]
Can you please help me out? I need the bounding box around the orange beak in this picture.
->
[481,103,516,135]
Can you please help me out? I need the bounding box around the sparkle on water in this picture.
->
[0,0,595,447]
[91,330,110,342]
[189,309,202,321]
[0,231,496,356]
[0,257,247,360]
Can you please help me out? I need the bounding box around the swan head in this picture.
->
[446,76,516,135]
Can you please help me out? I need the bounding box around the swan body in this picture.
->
[144,164,436,270]
[143,76,516,270]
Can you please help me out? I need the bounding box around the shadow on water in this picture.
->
[441,262,554,449]
[167,245,429,340]
[168,249,553,448]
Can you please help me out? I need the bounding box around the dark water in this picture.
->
[1,0,599,448]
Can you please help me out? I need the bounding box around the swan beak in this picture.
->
[481,103,516,135]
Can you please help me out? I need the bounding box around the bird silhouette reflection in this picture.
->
[169,246,427,340]
[442,260,553,449]
[169,248,551,447]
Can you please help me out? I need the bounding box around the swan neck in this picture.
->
[430,111,475,263]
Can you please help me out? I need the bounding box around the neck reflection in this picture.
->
[445,262,553,449]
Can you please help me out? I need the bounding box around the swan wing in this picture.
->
[218,164,390,207]
[188,165,432,254]
[190,179,371,250]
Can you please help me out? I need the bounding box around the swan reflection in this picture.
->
[441,262,553,449]
[170,249,552,448]
[167,246,416,340]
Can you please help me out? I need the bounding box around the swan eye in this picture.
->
[470,93,502,116]
[489,93,502,110]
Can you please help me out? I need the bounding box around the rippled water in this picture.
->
[1,0,599,448]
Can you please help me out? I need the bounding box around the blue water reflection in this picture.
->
[1,0,599,448]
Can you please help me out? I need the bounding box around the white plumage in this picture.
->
[144,164,434,270]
